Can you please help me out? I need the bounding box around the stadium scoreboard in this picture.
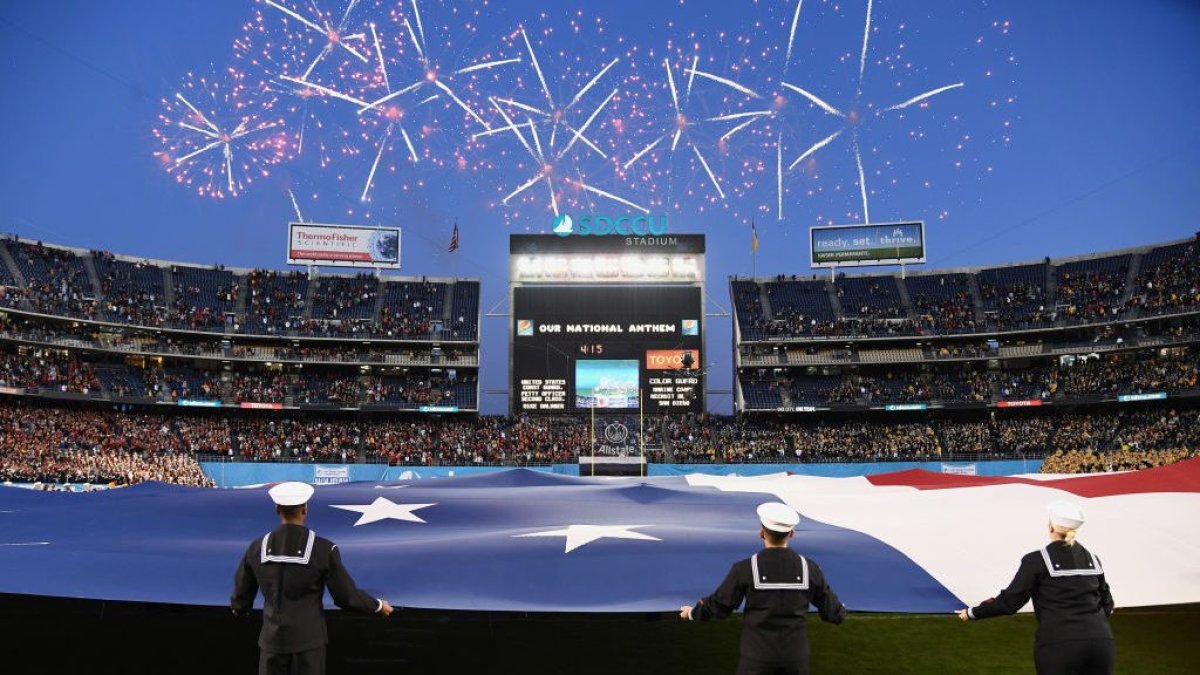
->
[509,233,705,414]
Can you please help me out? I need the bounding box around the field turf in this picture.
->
[1,596,1195,673]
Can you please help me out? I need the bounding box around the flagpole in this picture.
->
[639,388,645,478]
[751,219,758,278]
[449,219,459,280]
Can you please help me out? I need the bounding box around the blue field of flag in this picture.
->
[0,471,961,612]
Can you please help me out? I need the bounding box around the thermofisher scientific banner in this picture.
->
[288,223,401,268]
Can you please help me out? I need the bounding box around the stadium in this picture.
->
[1,1,1199,674]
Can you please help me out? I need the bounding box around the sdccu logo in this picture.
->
[552,213,667,237]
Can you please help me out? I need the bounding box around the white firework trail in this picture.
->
[787,129,843,171]
[485,98,537,159]
[432,78,488,128]
[559,88,616,158]
[685,55,698,101]
[707,110,772,123]
[501,170,546,204]
[719,117,760,142]
[692,143,725,199]
[776,133,783,220]
[527,116,544,161]
[520,28,555,110]
[882,82,965,112]
[454,57,522,75]
[263,0,369,77]
[785,0,804,72]
[371,22,389,91]
[853,133,869,223]
[357,80,428,115]
[665,58,680,113]
[491,96,548,117]
[280,75,369,107]
[780,82,844,117]
[684,67,761,98]
[361,126,392,201]
[560,121,606,157]
[288,188,306,222]
[573,178,650,214]
[622,136,663,171]
[402,16,425,60]
[398,124,418,162]
[175,93,219,134]
[409,0,426,50]
[859,0,873,88]
[569,58,620,111]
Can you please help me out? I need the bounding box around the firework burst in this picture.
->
[471,12,646,225]
[152,67,291,199]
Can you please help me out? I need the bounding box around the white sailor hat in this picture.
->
[757,502,800,533]
[1047,500,1085,530]
[269,481,315,507]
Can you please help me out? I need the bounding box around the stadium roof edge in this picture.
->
[727,234,1196,282]
[1,234,478,284]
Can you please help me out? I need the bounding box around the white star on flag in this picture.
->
[329,497,435,526]
[514,524,661,553]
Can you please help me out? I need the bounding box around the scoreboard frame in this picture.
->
[508,234,706,415]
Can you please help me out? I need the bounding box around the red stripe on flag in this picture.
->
[865,456,1200,497]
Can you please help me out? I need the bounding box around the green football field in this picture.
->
[346,605,1199,674]
[2,597,1196,673]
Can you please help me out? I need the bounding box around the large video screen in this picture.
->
[575,360,640,409]
[513,286,703,414]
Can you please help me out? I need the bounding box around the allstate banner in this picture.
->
[2,460,1198,612]
[940,463,977,476]
[287,222,400,268]
[312,466,351,485]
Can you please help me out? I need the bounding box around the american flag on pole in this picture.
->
[448,222,459,253]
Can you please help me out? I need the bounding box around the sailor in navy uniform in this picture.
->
[958,500,1115,675]
[680,502,847,675]
[231,481,394,675]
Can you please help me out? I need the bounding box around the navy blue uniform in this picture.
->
[969,540,1114,675]
[232,524,384,675]
[691,547,846,675]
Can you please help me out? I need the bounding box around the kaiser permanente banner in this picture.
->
[287,222,401,269]
[810,221,925,268]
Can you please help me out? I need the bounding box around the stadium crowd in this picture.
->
[2,236,1195,343]
[0,239,478,341]
[750,349,1198,406]
[0,404,213,486]
[732,237,1200,339]
[0,400,1197,485]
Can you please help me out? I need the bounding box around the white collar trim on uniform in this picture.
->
[1040,543,1103,577]
[261,529,316,565]
[751,552,809,590]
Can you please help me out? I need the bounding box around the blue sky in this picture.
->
[0,1,1197,413]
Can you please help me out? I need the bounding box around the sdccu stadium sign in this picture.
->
[553,213,668,237]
